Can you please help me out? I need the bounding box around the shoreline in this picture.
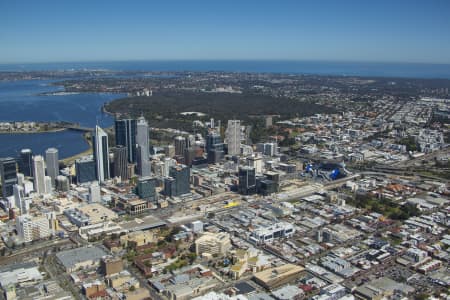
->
[0,128,67,134]
[60,132,92,165]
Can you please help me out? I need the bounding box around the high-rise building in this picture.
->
[165,164,190,197]
[184,147,196,166]
[115,119,137,163]
[225,120,241,156]
[19,149,33,177]
[206,132,222,154]
[238,166,256,195]
[185,135,195,148]
[164,145,175,158]
[45,148,59,186]
[44,176,52,194]
[0,157,17,198]
[89,181,101,203]
[136,116,151,177]
[55,175,70,192]
[33,155,46,195]
[136,176,157,202]
[13,184,25,214]
[136,145,151,177]
[174,136,186,156]
[113,145,128,180]
[75,155,96,184]
[93,126,110,183]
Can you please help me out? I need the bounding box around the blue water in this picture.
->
[0,131,89,159]
[0,80,123,159]
[1,60,450,79]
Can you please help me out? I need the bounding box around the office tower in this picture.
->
[238,166,256,195]
[164,145,175,158]
[89,181,101,203]
[45,148,59,186]
[0,157,17,198]
[75,155,96,184]
[115,119,137,163]
[17,173,24,186]
[164,177,176,198]
[136,116,150,172]
[33,155,46,195]
[55,175,70,192]
[113,145,128,180]
[167,164,190,197]
[225,120,241,156]
[163,157,175,177]
[44,176,52,194]
[174,136,186,156]
[93,126,110,183]
[184,147,196,166]
[247,155,263,174]
[13,184,25,213]
[185,135,195,148]
[206,131,222,154]
[19,149,33,177]
[136,145,151,177]
[136,176,157,202]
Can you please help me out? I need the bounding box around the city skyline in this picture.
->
[1,0,450,64]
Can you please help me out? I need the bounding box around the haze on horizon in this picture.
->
[1,0,450,65]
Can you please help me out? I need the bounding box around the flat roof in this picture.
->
[56,246,107,269]
[119,215,166,232]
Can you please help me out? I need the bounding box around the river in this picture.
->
[0,79,123,159]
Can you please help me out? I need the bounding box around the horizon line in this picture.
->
[1,58,450,66]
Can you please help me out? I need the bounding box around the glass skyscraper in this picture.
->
[0,157,17,198]
[115,119,137,163]
[93,126,110,182]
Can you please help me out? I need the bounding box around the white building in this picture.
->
[33,155,46,195]
[247,155,263,174]
[16,214,51,243]
[93,126,110,182]
[225,120,241,156]
[44,176,52,194]
[89,181,101,203]
[250,222,295,244]
[195,232,231,257]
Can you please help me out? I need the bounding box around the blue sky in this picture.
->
[1,0,450,64]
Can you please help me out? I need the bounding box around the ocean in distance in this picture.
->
[1,60,450,79]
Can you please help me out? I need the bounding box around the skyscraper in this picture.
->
[174,136,186,157]
[225,120,241,156]
[137,176,157,202]
[238,166,256,195]
[93,126,110,183]
[45,148,59,186]
[206,131,222,154]
[136,116,151,176]
[115,119,137,163]
[33,155,46,195]
[13,184,25,214]
[89,181,101,203]
[136,145,152,177]
[75,155,96,184]
[19,149,33,177]
[0,157,17,198]
[166,164,190,197]
[113,145,128,180]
